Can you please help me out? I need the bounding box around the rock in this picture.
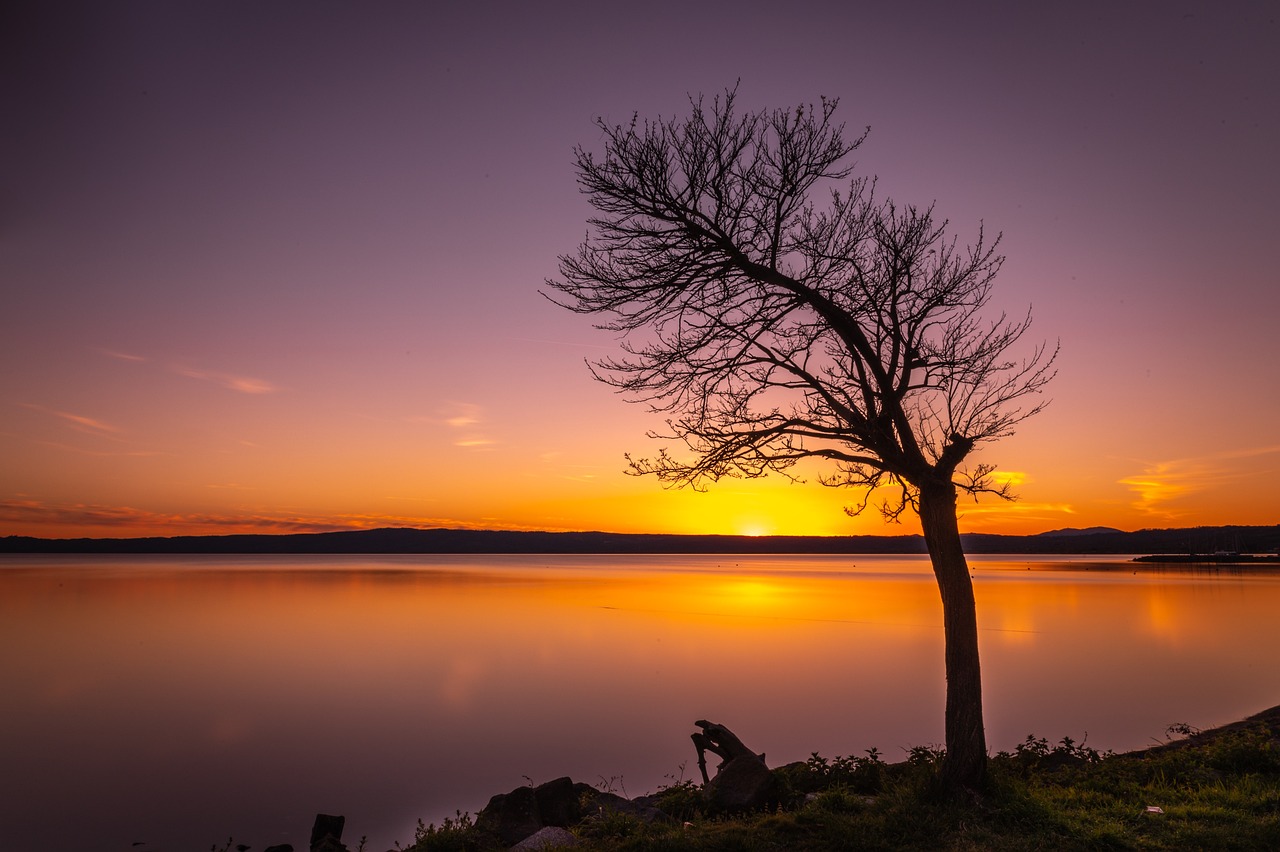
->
[312,838,348,852]
[476,776,670,846]
[703,754,776,813]
[310,813,347,852]
[510,825,579,849]
[475,784,542,846]
[586,791,668,824]
[533,776,595,827]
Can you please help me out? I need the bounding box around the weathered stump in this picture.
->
[691,719,765,783]
[691,720,775,812]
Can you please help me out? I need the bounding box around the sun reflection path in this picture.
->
[578,569,946,633]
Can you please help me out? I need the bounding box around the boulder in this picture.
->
[475,784,542,846]
[311,840,346,852]
[310,813,347,852]
[533,776,595,827]
[586,790,668,824]
[510,825,579,849]
[703,754,776,813]
[476,776,670,846]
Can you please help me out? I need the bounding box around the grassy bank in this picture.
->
[406,706,1280,851]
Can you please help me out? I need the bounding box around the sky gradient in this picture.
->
[4,1,1278,539]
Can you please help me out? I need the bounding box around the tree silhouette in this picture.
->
[546,89,1056,794]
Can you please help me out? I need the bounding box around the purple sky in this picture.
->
[3,1,1278,537]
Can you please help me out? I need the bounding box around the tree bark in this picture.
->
[918,481,988,794]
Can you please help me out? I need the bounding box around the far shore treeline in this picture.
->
[2,525,1278,556]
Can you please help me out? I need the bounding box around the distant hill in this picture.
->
[3,524,1278,555]
[1035,526,1125,537]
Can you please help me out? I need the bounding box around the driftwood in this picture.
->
[691,719,765,784]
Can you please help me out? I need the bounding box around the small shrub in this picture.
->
[575,806,647,842]
[905,744,946,769]
[1002,733,1107,777]
[650,777,703,820]
[805,785,872,815]
[403,812,480,852]
[596,774,628,796]
[801,748,887,794]
[1205,726,1280,775]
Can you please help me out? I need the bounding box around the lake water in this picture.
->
[3,553,1279,851]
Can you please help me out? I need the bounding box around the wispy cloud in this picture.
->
[436,402,495,448]
[956,500,1077,519]
[98,349,273,395]
[28,441,162,457]
[175,367,278,394]
[445,411,480,429]
[0,499,523,536]
[1119,466,1199,517]
[20,403,121,436]
[55,411,120,433]
[534,454,601,482]
[985,469,1028,489]
[439,401,482,428]
[0,499,167,528]
[97,348,147,362]
[1119,445,1280,516]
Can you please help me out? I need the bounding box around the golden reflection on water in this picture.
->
[3,554,1280,851]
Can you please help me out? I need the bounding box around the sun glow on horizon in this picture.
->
[3,438,1277,540]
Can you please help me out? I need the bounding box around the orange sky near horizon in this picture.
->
[3,3,1278,541]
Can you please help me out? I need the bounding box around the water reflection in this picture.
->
[2,553,1279,851]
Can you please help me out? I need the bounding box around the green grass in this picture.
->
[402,718,1280,851]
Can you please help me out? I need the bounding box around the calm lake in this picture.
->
[3,553,1279,851]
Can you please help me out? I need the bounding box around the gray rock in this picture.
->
[510,825,579,849]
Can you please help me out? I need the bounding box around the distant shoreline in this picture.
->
[3,523,1278,556]
[1131,553,1280,565]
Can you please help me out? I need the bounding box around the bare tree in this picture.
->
[545,89,1056,794]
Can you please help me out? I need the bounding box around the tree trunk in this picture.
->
[918,481,988,794]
